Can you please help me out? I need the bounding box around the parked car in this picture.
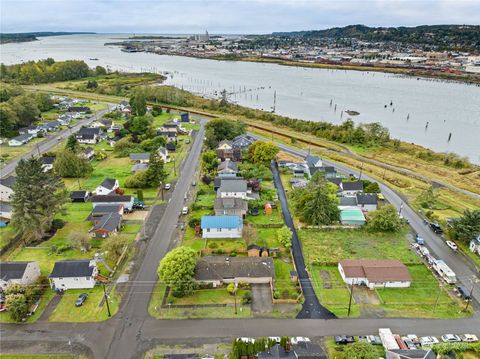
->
[456,286,472,301]
[366,335,382,345]
[334,335,355,345]
[192,180,196,186]
[460,334,478,343]
[402,337,417,350]
[75,293,88,307]
[415,234,425,245]
[441,334,461,343]
[420,336,439,346]
[291,337,310,344]
[446,241,458,251]
[186,139,190,144]
[429,222,443,234]
[406,334,420,345]
[164,183,171,190]
[181,207,189,215]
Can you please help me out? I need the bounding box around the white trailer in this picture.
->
[379,328,400,351]
[433,259,457,284]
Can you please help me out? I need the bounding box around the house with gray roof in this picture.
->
[356,193,378,211]
[218,178,248,199]
[305,154,322,168]
[132,163,149,172]
[339,181,364,197]
[8,133,33,147]
[194,256,275,286]
[91,212,122,238]
[338,196,358,209]
[0,176,16,202]
[387,349,436,359]
[0,261,41,290]
[95,178,119,195]
[129,153,151,163]
[214,197,248,218]
[49,259,98,290]
[217,159,238,177]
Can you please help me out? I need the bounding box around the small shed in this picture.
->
[260,247,269,257]
[264,203,273,215]
[180,112,190,122]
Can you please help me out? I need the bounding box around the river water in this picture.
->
[1,34,479,163]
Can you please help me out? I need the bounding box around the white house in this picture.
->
[95,178,119,195]
[305,154,323,168]
[41,156,55,172]
[339,181,364,197]
[0,176,16,202]
[217,159,238,177]
[76,127,101,144]
[338,259,412,289]
[201,215,243,239]
[470,236,480,256]
[218,178,248,199]
[157,147,170,163]
[8,133,33,147]
[49,259,98,290]
[0,261,41,290]
[129,153,151,164]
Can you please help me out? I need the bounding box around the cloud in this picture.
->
[1,0,479,33]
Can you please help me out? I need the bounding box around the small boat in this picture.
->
[89,58,99,61]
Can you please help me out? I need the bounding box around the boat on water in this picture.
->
[89,58,99,61]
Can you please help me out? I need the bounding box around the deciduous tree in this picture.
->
[343,342,378,359]
[247,141,279,164]
[450,209,480,243]
[277,226,292,249]
[367,204,403,232]
[158,246,197,297]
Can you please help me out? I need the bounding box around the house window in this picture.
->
[206,228,210,232]
[217,228,222,232]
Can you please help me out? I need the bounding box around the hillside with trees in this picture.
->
[272,24,480,52]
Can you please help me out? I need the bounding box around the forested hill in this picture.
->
[0,32,95,44]
[272,25,480,51]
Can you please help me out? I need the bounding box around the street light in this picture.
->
[102,283,111,317]
[234,281,238,315]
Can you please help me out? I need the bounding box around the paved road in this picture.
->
[0,106,113,179]
[253,134,480,306]
[270,161,335,319]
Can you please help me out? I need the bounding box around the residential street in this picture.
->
[0,106,114,179]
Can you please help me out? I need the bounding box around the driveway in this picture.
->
[251,284,273,314]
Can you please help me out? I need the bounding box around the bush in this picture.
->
[51,218,65,230]
[6,293,28,321]
[241,291,252,305]
[208,242,219,249]
[188,217,201,229]
[124,170,148,188]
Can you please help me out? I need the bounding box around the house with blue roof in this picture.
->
[201,215,243,239]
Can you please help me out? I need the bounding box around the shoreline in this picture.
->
[104,42,480,85]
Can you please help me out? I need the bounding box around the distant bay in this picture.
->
[1,33,479,163]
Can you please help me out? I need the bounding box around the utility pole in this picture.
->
[173,158,176,176]
[103,283,111,317]
[358,162,364,180]
[382,167,386,180]
[464,278,476,312]
[347,282,355,317]
[398,202,404,217]
[234,281,238,315]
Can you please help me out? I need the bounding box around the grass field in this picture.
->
[325,338,385,359]
[273,258,300,300]
[49,286,119,322]
[298,228,420,265]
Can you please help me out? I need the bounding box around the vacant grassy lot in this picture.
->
[0,226,16,252]
[49,286,119,322]
[245,206,284,226]
[299,228,420,265]
[325,337,385,359]
[273,258,300,300]
[256,227,280,248]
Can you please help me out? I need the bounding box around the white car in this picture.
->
[268,337,281,344]
[181,207,189,215]
[291,337,310,344]
[164,183,171,190]
[460,334,478,342]
[237,337,255,343]
[446,241,458,251]
[441,334,461,343]
[420,336,439,346]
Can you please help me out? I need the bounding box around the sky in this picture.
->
[1,0,480,34]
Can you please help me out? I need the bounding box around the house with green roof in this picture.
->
[340,207,366,226]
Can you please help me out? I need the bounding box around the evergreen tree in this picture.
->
[65,134,79,152]
[145,152,167,187]
[129,90,147,116]
[11,157,68,244]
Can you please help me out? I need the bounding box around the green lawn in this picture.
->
[298,228,420,265]
[310,265,361,318]
[152,112,176,127]
[149,283,252,319]
[256,227,280,248]
[0,288,56,323]
[273,258,300,300]
[245,207,284,226]
[325,338,385,359]
[309,264,470,318]
[49,286,119,322]
[166,287,248,305]
[195,192,216,209]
